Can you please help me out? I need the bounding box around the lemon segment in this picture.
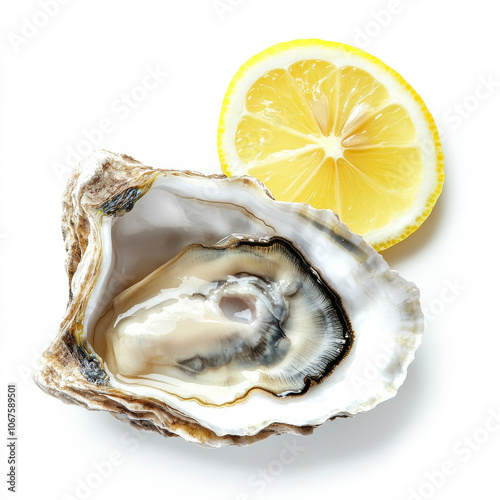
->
[248,149,326,199]
[218,39,444,251]
[235,114,317,164]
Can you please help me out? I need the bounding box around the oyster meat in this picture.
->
[35,150,423,447]
[95,237,353,405]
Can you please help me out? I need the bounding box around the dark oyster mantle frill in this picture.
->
[35,150,423,447]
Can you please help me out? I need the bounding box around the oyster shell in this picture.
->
[35,150,423,447]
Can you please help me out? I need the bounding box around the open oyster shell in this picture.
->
[35,150,423,447]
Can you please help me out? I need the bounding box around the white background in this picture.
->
[1,1,499,499]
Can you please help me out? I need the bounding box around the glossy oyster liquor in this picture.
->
[35,150,423,447]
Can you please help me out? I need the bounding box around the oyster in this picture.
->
[35,150,423,447]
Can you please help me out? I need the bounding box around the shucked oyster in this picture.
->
[35,150,423,447]
[95,237,353,406]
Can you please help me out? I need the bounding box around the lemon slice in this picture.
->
[217,39,444,251]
